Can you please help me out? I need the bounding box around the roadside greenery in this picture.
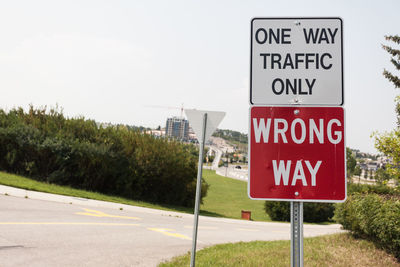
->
[201,169,270,221]
[0,171,197,212]
[213,129,247,145]
[373,35,400,185]
[159,233,400,267]
[347,182,400,195]
[0,169,271,221]
[335,193,400,259]
[264,201,334,223]
[346,147,357,178]
[0,106,206,207]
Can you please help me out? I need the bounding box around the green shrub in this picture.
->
[335,193,400,259]
[264,201,290,221]
[0,106,205,207]
[347,183,400,196]
[264,201,335,223]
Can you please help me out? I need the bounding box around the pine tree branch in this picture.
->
[382,45,400,59]
[391,58,400,70]
[385,35,400,44]
[383,69,400,88]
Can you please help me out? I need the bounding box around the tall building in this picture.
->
[165,117,189,140]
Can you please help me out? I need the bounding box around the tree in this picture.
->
[383,35,400,125]
[346,147,356,178]
[354,165,362,184]
[382,35,400,88]
[354,165,361,177]
[375,168,391,185]
[373,35,400,184]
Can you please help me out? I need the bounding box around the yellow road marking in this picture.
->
[0,222,140,226]
[184,226,218,230]
[147,228,191,240]
[236,228,260,232]
[75,208,140,220]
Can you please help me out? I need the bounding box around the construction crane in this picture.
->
[145,103,185,118]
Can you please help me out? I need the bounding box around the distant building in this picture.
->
[165,117,189,140]
[146,129,165,138]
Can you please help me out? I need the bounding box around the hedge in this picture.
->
[0,106,206,207]
[347,182,400,196]
[335,193,400,259]
[264,201,335,223]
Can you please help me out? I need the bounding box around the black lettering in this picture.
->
[255,28,267,44]
[295,54,304,69]
[286,79,297,95]
[318,29,329,44]
[306,79,316,94]
[260,53,270,69]
[328,28,338,44]
[303,28,319,44]
[269,29,280,44]
[282,28,291,44]
[305,54,315,69]
[321,53,332,69]
[272,79,284,94]
[283,54,294,69]
[298,79,308,95]
[271,53,282,69]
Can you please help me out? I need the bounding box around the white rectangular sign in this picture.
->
[250,17,343,106]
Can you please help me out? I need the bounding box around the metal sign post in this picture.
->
[290,201,303,267]
[185,109,225,267]
[190,113,207,267]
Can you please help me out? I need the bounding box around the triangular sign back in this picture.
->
[185,109,225,143]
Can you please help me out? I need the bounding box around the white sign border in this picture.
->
[247,105,347,203]
[249,17,344,106]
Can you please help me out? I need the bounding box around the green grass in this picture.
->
[201,169,270,221]
[159,233,400,267]
[0,171,196,213]
[0,169,270,221]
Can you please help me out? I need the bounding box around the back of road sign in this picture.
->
[185,109,225,143]
[248,106,346,202]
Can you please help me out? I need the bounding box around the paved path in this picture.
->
[216,165,248,181]
[0,185,345,266]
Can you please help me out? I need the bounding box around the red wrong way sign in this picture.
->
[249,106,346,202]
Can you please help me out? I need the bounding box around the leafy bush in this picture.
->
[264,201,290,221]
[0,106,205,207]
[335,193,400,259]
[347,183,400,195]
[264,201,335,223]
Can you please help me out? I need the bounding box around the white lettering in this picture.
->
[272,160,291,186]
[272,160,322,187]
[252,117,342,145]
[291,161,307,186]
[327,119,342,144]
[291,118,306,144]
[305,161,322,186]
[309,119,324,144]
[253,118,271,143]
[274,119,288,143]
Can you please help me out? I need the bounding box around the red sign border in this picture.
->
[247,105,347,203]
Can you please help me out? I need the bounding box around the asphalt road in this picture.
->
[0,191,345,267]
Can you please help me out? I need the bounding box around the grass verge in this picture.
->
[159,233,400,267]
[0,169,270,221]
[201,169,270,221]
[0,171,196,213]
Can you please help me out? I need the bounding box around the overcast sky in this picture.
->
[0,0,399,153]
